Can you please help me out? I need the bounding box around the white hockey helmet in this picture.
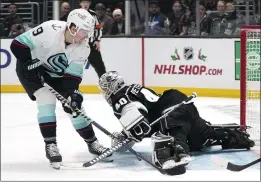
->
[66,8,94,39]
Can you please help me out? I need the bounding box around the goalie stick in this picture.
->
[227,158,261,171]
[81,92,197,168]
[44,83,196,174]
[44,83,166,174]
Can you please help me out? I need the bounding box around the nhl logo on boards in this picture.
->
[183,47,194,60]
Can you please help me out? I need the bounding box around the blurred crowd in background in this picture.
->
[0,0,260,38]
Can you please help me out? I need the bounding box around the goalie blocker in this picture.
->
[99,71,255,174]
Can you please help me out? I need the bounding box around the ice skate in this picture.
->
[45,143,62,169]
[87,139,113,162]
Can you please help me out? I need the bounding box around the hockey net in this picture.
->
[240,25,260,144]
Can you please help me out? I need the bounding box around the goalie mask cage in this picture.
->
[240,25,261,143]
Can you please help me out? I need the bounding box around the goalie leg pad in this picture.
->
[151,132,191,175]
[199,124,255,150]
[151,132,175,167]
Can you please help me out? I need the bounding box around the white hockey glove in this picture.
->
[119,104,151,142]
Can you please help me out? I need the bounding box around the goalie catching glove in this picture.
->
[62,90,83,118]
[119,103,151,142]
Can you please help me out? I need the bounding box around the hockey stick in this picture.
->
[227,158,261,171]
[44,83,196,174]
[43,83,166,174]
[150,92,197,127]
[82,92,197,168]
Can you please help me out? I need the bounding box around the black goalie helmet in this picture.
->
[99,71,125,105]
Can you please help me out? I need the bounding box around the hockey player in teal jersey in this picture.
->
[10,9,110,169]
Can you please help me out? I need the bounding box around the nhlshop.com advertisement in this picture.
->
[144,38,236,89]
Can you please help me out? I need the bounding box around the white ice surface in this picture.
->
[1,94,260,181]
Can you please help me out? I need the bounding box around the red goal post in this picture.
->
[240,25,260,142]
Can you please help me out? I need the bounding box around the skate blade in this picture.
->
[50,162,61,170]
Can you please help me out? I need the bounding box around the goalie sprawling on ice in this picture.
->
[10,9,110,169]
[98,71,255,174]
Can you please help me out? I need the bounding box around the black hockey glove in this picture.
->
[22,59,43,83]
[63,90,83,118]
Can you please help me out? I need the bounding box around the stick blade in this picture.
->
[227,162,243,172]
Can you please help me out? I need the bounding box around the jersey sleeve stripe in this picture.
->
[63,74,82,81]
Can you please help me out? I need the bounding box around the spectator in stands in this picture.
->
[229,2,249,35]
[199,5,210,35]
[80,0,91,10]
[106,8,113,18]
[188,4,210,36]
[60,2,71,21]
[209,0,236,36]
[110,8,125,35]
[180,0,196,16]
[95,3,113,35]
[226,1,237,20]
[200,0,217,11]
[225,2,234,11]
[147,1,169,35]
[3,3,24,37]
[167,1,190,35]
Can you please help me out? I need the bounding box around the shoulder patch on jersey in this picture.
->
[130,84,142,95]
[52,24,62,30]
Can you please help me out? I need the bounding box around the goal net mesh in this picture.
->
[241,27,260,143]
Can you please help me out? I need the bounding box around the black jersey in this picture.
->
[110,84,191,126]
[110,84,160,119]
[88,9,102,44]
